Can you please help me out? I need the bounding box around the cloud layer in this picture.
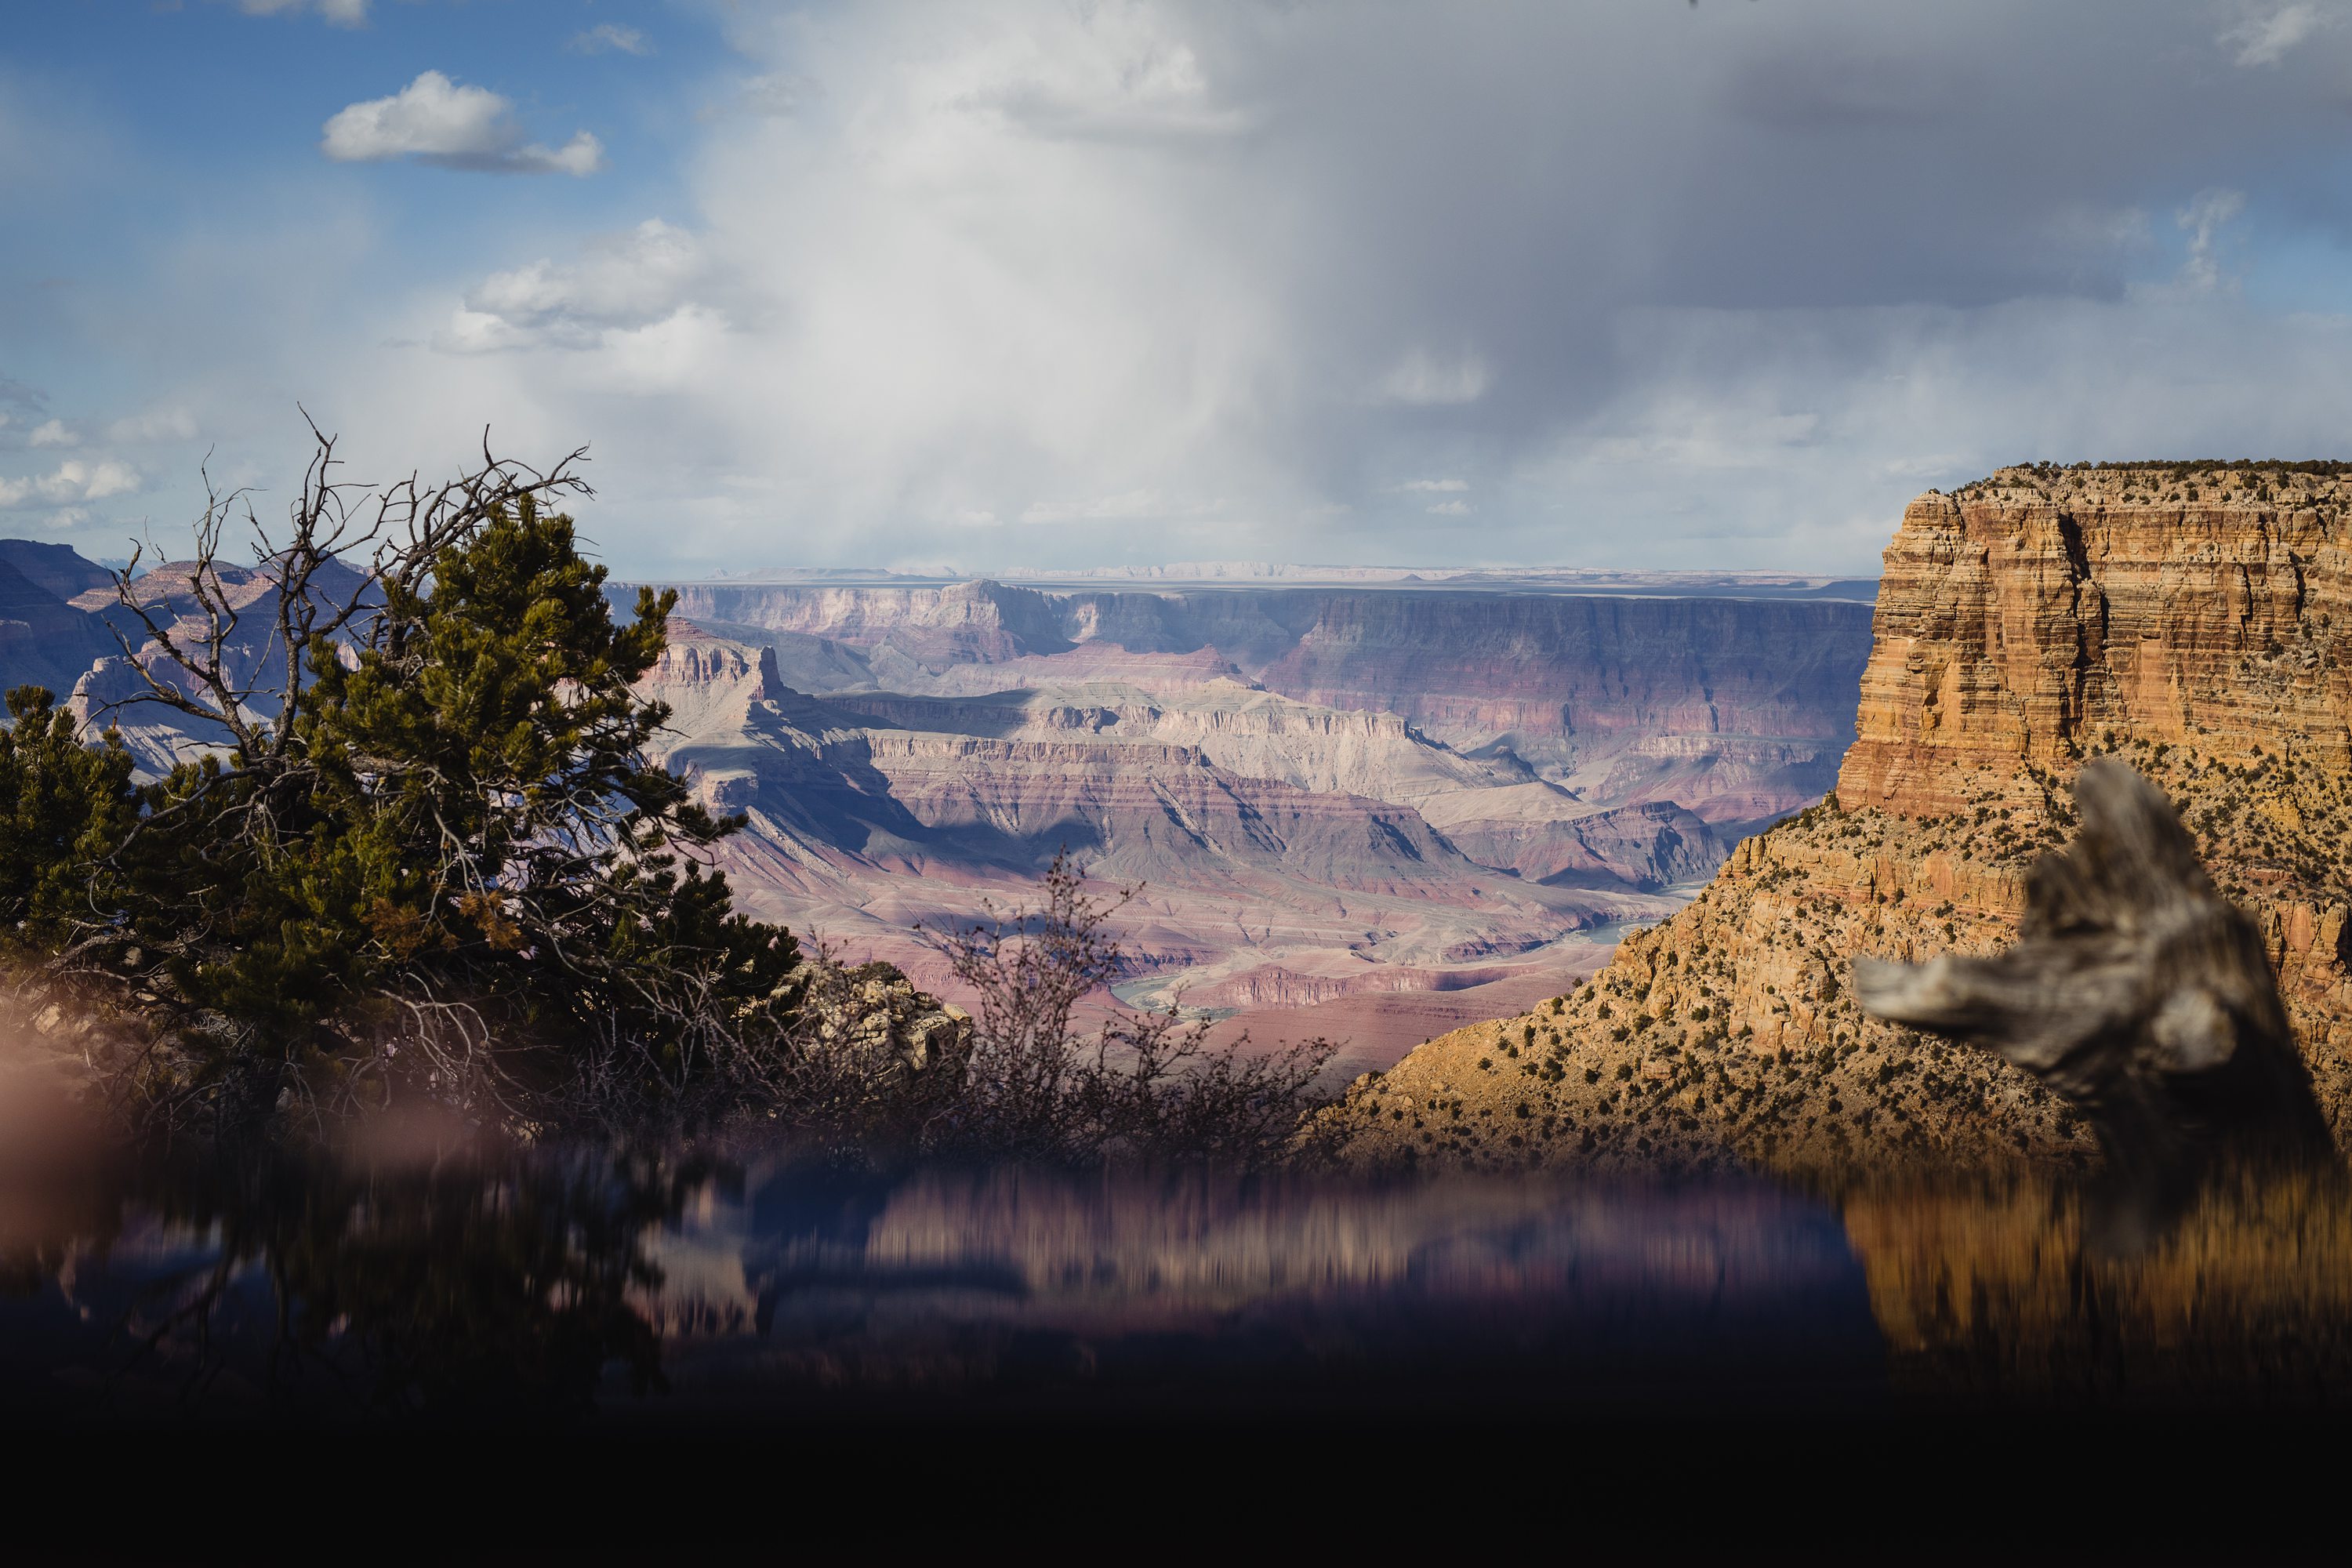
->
[238,0,368,27]
[0,458,140,510]
[20,1,2352,574]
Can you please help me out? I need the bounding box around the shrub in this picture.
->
[919,854,1332,1166]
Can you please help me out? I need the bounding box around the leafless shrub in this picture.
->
[919,852,1336,1166]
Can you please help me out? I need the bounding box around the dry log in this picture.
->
[1854,759,2331,1212]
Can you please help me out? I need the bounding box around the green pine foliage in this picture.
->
[13,465,800,1132]
[0,686,140,955]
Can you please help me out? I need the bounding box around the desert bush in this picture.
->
[917,854,1334,1166]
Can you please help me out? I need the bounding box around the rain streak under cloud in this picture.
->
[8,0,2352,574]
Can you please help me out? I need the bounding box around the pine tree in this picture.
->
[0,686,138,956]
[24,430,799,1130]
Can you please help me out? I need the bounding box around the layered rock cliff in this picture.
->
[1321,463,2352,1173]
[651,581,1874,829]
[635,623,1653,1008]
[0,561,118,699]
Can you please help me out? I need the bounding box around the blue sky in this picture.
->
[9,1,2352,575]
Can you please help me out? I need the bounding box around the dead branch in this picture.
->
[1856,759,2332,1225]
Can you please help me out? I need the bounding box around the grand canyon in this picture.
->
[31,460,2352,1178]
[625,573,1874,1066]
[0,545,1874,1073]
[31,1,2352,1506]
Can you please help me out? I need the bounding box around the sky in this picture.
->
[8,1,2352,576]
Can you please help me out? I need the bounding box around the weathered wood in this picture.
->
[1854,759,2331,1212]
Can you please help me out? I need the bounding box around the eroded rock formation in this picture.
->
[637,622,1643,1010]
[1319,463,2352,1173]
[652,580,1872,831]
[622,581,1869,1022]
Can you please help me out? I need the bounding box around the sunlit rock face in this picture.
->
[1841,473,2352,817]
[1322,466,2352,1174]
[630,579,1872,1022]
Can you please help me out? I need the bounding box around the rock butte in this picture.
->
[1322,463,2352,1173]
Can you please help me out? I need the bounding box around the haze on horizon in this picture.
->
[6,0,2352,578]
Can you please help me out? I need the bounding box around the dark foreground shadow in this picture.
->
[9,1136,2352,1439]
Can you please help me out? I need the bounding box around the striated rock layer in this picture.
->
[635,623,1661,1017]
[650,580,1872,829]
[1320,463,2352,1174]
[626,579,1871,1027]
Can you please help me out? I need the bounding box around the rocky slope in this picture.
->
[1320,463,2352,1173]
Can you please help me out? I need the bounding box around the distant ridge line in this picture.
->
[633,564,1881,601]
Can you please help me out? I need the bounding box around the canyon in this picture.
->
[0,547,1875,1051]
[626,577,1873,1026]
[1323,463,2352,1172]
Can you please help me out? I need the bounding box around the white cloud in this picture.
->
[1427,499,1471,517]
[2177,187,2245,291]
[970,29,1252,142]
[321,71,604,176]
[346,1,2352,573]
[570,24,652,57]
[107,407,198,444]
[1374,350,1490,407]
[59,1,2352,575]
[2222,4,2326,67]
[0,458,141,509]
[27,419,75,448]
[239,0,368,25]
[438,220,710,352]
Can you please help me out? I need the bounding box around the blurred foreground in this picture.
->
[5,1102,2352,1428]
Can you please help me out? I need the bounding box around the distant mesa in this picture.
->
[655,560,1879,601]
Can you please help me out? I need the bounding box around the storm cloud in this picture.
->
[13,1,2352,573]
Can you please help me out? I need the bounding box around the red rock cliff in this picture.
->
[1324,463,2352,1174]
[1842,469,2352,819]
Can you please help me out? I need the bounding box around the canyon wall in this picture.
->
[654,581,1873,830]
[1324,464,2352,1172]
[0,561,118,700]
[637,624,1637,1011]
